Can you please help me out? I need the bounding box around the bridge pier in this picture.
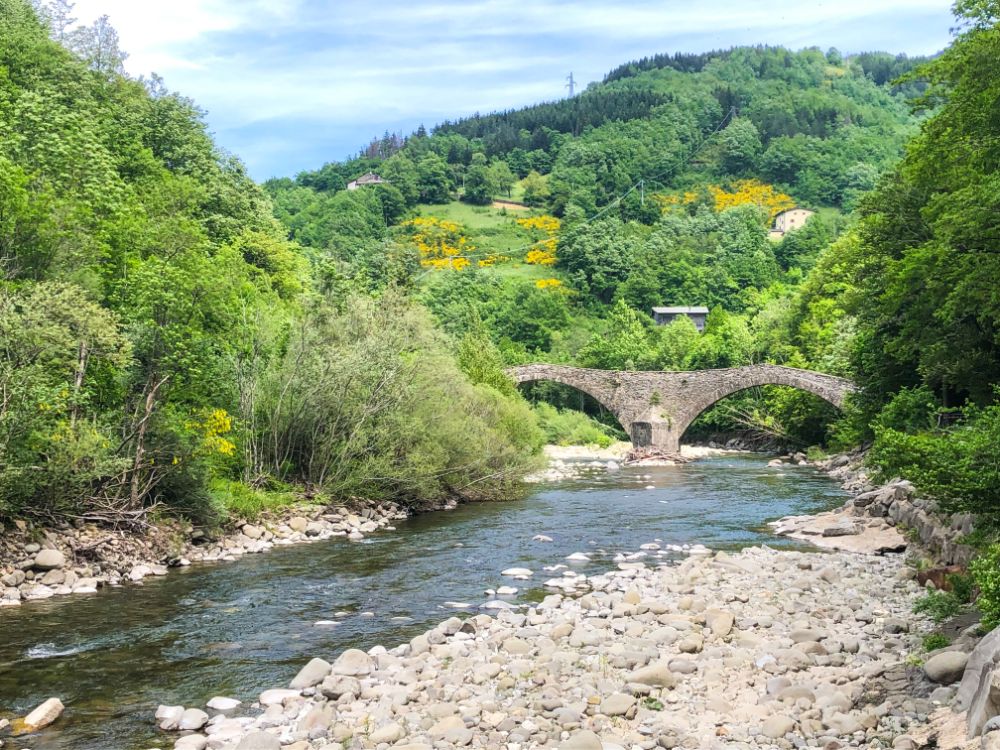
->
[629,419,679,454]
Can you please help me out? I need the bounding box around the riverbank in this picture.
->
[145,544,955,750]
[771,451,976,565]
[0,499,418,609]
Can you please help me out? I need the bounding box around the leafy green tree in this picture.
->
[579,299,656,370]
[653,315,700,370]
[521,170,550,206]
[719,117,762,175]
[557,217,640,304]
[462,159,493,205]
[417,153,452,203]
[487,160,516,198]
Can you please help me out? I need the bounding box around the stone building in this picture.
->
[651,306,709,331]
[768,207,815,240]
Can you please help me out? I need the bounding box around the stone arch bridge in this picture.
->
[506,364,856,454]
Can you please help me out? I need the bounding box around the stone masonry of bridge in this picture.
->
[506,363,857,454]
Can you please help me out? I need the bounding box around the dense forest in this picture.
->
[3,0,1000,565]
[0,0,543,526]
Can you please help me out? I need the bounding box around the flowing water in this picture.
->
[0,454,847,749]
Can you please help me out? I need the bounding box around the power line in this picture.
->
[566,72,576,97]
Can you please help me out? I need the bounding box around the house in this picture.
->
[652,306,709,332]
[768,207,815,240]
[346,172,386,190]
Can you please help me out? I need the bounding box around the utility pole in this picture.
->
[566,72,576,97]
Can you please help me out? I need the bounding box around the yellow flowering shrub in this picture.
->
[518,215,560,265]
[655,181,793,222]
[708,180,795,221]
[187,408,236,457]
[535,278,563,289]
[402,216,476,270]
[477,254,509,267]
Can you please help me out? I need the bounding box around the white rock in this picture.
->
[23,697,64,730]
[258,688,300,706]
[206,696,241,711]
[501,567,533,577]
[33,549,65,570]
[178,707,209,730]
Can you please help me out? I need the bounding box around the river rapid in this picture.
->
[0,454,847,749]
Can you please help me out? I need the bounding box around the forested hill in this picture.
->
[291,45,923,214]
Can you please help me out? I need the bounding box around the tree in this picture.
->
[719,117,762,174]
[462,162,492,205]
[521,170,550,207]
[579,299,655,370]
[557,217,639,303]
[487,160,516,198]
[31,0,75,39]
[417,153,452,203]
[67,14,128,76]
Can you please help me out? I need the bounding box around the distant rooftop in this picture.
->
[652,306,709,314]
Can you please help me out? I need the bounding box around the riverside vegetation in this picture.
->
[5,0,1000,744]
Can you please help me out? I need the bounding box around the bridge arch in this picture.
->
[505,364,633,436]
[670,364,851,446]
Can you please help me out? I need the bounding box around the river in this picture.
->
[0,454,847,749]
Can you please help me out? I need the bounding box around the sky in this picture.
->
[68,0,957,180]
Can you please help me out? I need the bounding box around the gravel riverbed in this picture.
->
[144,543,952,750]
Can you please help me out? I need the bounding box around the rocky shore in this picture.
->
[143,545,955,750]
[771,452,975,565]
[0,499,421,609]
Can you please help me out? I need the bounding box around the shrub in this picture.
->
[869,401,1000,521]
[533,402,616,448]
[913,590,963,623]
[922,633,951,651]
[258,293,544,506]
[971,545,1000,631]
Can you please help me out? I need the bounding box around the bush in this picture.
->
[869,401,1000,520]
[258,293,544,506]
[922,632,951,651]
[913,590,963,623]
[971,545,1000,631]
[208,479,297,523]
[533,402,617,448]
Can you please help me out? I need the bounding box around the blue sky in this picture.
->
[70,0,956,180]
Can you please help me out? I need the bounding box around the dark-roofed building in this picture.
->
[652,306,709,332]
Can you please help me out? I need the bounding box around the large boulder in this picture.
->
[289,657,331,689]
[966,668,1000,737]
[32,549,65,571]
[924,650,969,684]
[958,627,1000,710]
[178,707,209,730]
[331,648,371,676]
[626,662,677,688]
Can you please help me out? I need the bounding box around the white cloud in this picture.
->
[61,0,955,176]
